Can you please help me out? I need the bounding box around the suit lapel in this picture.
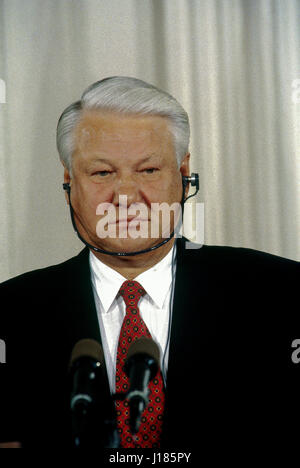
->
[64,247,102,355]
[163,239,217,445]
[167,238,216,380]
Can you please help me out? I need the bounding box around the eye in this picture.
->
[93,170,112,177]
[142,168,159,174]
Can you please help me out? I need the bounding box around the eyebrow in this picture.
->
[89,154,160,165]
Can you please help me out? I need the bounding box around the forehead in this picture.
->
[73,110,174,157]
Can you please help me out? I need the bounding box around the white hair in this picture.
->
[56,76,190,173]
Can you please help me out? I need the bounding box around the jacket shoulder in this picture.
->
[181,241,298,268]
[179,241,298,287]
[0,248,89,294]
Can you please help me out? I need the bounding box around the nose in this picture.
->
[112,173,141,207]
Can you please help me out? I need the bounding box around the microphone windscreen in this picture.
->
[69,338,104,368]
[126,337,160,365]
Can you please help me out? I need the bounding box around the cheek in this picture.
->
[73,182,104,218]
[158,173,182,202]
[170,176,183,200]
[142,176,182,204]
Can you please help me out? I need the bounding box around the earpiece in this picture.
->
[182,173,199,191]
[182,173,199,202]
[63,182,71,193]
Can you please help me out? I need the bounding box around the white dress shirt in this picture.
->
[89,245,176,393]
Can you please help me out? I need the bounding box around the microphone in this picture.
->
[69,339,118,447]
[124,337,160,434]
[69,338,104,414]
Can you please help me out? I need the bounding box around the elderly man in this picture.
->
[0,77,298,452]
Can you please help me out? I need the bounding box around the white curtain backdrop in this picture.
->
[0,0,299,282]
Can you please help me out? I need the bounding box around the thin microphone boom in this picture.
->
[62,173,199,257]
[64,184,175,257]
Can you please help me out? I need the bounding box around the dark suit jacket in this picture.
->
[0,238,298,452]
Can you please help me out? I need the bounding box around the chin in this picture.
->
[94,237,161,254]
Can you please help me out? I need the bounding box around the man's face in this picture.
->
[65,110,189,253]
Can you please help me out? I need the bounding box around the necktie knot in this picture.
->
[119,280,146,307]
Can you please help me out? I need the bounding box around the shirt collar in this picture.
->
[89,244,176,313]
[135,246,175,309]
[89,253,126,313]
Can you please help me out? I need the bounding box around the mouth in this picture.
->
[114,218,149,224]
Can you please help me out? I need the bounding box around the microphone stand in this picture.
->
[112,391,143,438]
[71,405,120,448]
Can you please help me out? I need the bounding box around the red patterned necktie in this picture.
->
[115,280,165,448]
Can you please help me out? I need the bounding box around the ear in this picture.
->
[63,164,72,205]
[179,153,190,198]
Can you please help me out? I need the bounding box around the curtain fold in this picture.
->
[0,0,299,281]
